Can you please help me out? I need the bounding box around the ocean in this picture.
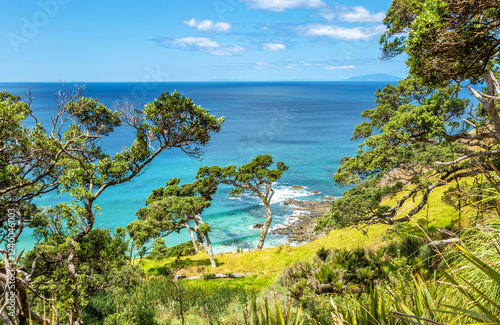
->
[1,81,390,252]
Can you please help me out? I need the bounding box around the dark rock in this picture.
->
[252,223,264,229]
[278,198,333,244]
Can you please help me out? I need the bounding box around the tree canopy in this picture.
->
[381,0,500,86]
[0,87,223,324]
[127,177,219,268]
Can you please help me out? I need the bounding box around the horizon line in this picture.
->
[0,79,402,83]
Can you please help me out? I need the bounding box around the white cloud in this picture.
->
[340,6,385,23]
[320,6,385,23]
[325,65,355,70]
[210,45,245,56]
[183,19,232,33]
[255,60,344,69]
[169,37,220,48]
[160,37,244,56]
[262,43,286,51]
[299,24,386,41]
[243,0,325,12]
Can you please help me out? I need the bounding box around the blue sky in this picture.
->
[0,0,407,82]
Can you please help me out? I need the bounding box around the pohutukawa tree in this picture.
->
[127,177,219,269]
[0,87,223,324]
[197,154,289,250]
[381,0,500,87]
[318,0,500,231]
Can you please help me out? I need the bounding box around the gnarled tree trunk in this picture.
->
[257,204,273,250]
[192,219,207,252]
[193,215,216,269]
[184,222,199,253]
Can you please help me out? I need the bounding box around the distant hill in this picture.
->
[346,74,402,81]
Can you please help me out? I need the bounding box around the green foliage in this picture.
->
[199,222,212,235]
[315,247,331,263]
[0,86,223,323]
[282,247,390,298]
[203,272,216,280]
[335,78,469,186]
[250,294,305,325]
[86,277,249,324]
[150,239,196,260]
[381,0,500,86]
[102,304,158,325]
[143,91,224,153]
[320,75,477,230]
[128,177,216,249]
[65,96,121,136]
[24,227,143,311]
[316,177,403,230]
[197,154,289,249]
[197,154,289,201]
[127,174,220,270]
[344,287,398,325]
[398,235,423,259]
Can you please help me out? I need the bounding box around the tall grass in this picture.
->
[85,277,249,324]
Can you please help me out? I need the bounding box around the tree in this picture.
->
[381,0,500,142]
[318,0,500,231]
[0,91,58,324]
[320,78,478,228]
[0,87,223,324]
[197,154,289,250]
[127,177,219,269]
[381,0,500,87]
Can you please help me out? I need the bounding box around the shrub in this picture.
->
[103,304,157,325]
[315,247,331,262]
[151,240,196,259]
[385,240,399,257]
[203,272,216,280]
[399,235,422,259]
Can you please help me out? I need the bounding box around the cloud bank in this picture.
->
[158,37,244,56]
[183,19,232,33]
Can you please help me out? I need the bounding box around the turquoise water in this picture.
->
[2,81,390,252]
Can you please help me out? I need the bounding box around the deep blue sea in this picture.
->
[1,81,390,252]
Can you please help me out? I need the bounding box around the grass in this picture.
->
[139,179,464,288]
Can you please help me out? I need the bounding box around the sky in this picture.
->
[0,0,408,82]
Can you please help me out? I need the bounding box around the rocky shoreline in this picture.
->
[269,195,335,245]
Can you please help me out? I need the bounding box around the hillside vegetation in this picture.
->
[140,180,458,280]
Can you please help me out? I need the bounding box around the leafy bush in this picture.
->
[103,304,157,325]
[151,239,196,259]
[85,277,248,324]
[315,247,331,262]
[385,240,399,257]
[281,247,390,298]
[250,295,305,325]
[399,235,422,259]
[203,272,216,280]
